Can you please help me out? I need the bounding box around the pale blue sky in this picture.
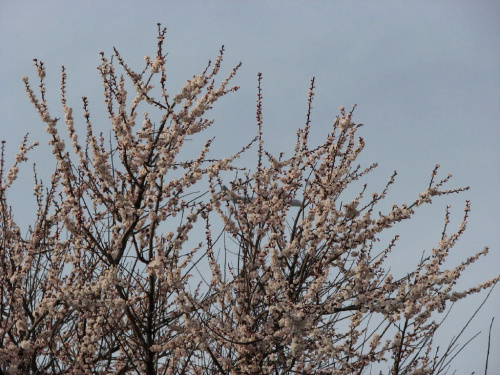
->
[1,1,499,373]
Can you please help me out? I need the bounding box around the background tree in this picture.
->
[1,25,498,375]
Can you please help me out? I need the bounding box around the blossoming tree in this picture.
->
[1,25,498,375]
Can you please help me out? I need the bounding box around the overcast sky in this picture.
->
[1,1,499,373]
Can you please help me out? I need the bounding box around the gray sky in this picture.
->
[1,1,499,373]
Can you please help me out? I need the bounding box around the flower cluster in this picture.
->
[1,25,497,375]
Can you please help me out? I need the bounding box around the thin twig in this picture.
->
[484,317,494,375]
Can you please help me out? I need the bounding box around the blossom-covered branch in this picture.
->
[1,24,497,375]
